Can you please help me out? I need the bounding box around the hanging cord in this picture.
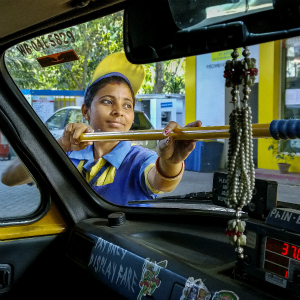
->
[223,47,258,259]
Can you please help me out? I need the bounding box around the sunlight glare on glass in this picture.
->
[206,0,273,19]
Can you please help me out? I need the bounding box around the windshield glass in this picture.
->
[4,9,300,212]
[0,131,41,220]
[168,0,273,29]
[5,10,198,208]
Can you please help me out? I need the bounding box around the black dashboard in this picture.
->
[66,212,300,300]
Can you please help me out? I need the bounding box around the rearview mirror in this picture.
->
[124,0,300,64]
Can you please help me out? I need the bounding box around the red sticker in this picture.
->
[37,49,79,67]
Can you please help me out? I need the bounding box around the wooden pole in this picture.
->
[80,123,271,142]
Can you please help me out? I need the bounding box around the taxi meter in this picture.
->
[212,172,300,295]
[243,208,300,296]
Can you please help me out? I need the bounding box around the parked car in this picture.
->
[45,106,157,150]
[0,1,300,300]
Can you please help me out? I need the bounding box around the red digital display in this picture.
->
[266,237,300,261]
[282,242,300,260]
[264,261,288,278]
[264,237,300,279]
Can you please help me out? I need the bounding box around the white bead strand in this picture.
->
[224,47,258,259]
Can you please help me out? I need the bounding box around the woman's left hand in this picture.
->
[148,120,202,192]
[157,120,202,165]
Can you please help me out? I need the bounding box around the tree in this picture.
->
[152,62,165,94]
[163,58,185,94]
[5,12,124,90]
[5,11,185,94]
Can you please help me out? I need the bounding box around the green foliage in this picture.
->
[139,59,186,94]
[164,74,184,94]
[5,11,185,95]
[140,63,156,94]
[268,139,296,164]
[163,58,185,94]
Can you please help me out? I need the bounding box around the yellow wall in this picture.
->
[258,41,300,172]
[257,41,280,170]
[186,46,300,172]
[185,56,196,125]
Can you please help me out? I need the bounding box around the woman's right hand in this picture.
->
[57,122,94,152]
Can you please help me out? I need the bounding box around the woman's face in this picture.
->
[82,82,134,132]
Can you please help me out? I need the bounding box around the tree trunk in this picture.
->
[152,61,165,94]
[80,54,89,90]
[64,52,89,90]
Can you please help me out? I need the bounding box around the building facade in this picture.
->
[185,41,300,172]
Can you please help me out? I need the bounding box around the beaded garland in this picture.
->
[223,47,258,259]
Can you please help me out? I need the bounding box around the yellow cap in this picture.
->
[89,52,145,96]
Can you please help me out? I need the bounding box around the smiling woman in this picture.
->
[54,52,200,206]
[2,49,200,206]
[82,76,136,134]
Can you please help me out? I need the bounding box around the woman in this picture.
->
[2,52,201,206]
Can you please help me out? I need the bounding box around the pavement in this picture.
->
[0,156,299,218]
[0,161,40,219]
[158,168,300,207]
[255,168,300,185]
[162,168,300,194]
[253,169,300,206]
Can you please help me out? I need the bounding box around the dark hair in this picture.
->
[84,76,136,108]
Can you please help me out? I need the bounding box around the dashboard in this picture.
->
[66,210,300,300]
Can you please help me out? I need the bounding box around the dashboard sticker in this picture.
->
[265,208,300,233]
[37,50,79,67]
[15,31,76,56]
[137,258,167,300]
[265,273,287,289]
[180,277,211,300]
[212,290,239,300]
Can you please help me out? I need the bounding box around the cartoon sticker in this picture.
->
[137,258,167,300]
[180,277,211,300]
[212,290,239,300]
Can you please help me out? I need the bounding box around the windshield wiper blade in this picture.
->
[159,191,212,200]
[128,192,213,205]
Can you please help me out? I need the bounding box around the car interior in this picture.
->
[0,0,300,299]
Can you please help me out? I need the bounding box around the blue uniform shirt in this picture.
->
[67,141,160,206]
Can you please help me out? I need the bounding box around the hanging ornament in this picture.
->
[223,47,258,259]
